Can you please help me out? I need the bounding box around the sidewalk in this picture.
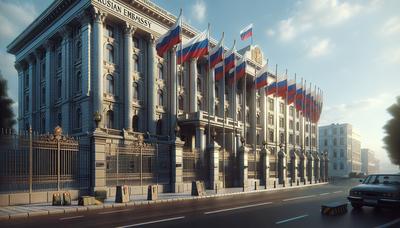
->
[0,182,327,221]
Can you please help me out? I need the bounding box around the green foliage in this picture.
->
[383,96,400,167]
[0,71,16,129]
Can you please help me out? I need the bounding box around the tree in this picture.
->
[0,71,16,129]
[383,96,400,167]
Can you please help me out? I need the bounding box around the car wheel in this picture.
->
[351,203,362,209]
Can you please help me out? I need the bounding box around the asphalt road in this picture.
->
[2,180,399,228]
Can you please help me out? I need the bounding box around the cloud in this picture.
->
[191,0,206,23]
[378,47,400,65]
[381,16,400,37]
[266,29,275,37]
[307,38,332,58]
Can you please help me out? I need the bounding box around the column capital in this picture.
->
[26,53,36,64]
[59,25,72,40]
[34,49,44,59]
[77,10,91,26]
[124,22,137,35]
[14,61,26,71]
[92,6,107,24]
[148,33,156,44]
[44,40,54,51]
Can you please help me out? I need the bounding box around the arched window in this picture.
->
[132,115,139,131]
[57,79,62,99]
[76,71,82,93]
[158,64,163,80]
[157,89,163,106]
[133,37,139,48]
[132,82,139,100]
[75,108,82,129]
[133,55,139,72]
[57,112,62,127]
[76,41,81,59]
[197,77,201,92]
[197,99,202,111]
[156,119,162,135]
[105,110,114,129]
[178,95,184,110]
[106,44,114,63]
[106,74,114,95]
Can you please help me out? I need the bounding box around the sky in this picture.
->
[0,0,399,172]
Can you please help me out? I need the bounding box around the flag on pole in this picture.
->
[227,68,235,85]
[255,64,269,89]
[214,63,224,81]
[209,34,224,69]
[224,44,236,74]
[156,12,182,57]
[287,79,296,104]
[240,24,253,41]
[235,58,246,81]
[277,78,288,98]
[177,29,209,64]
[295,83,303,111]
[266,81,277,96]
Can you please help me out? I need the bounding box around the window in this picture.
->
[105,110,114,129]
[289,134,294,144]
[157,90,164,106]
[57,52,62,68]
[75,108,82,129]
[215,105,218,115]
[106,74,114,95]
[279,117,284,128]
[340,127,344,135]
[324,139,328,146]
[333,138,337,146]
[57,112,62,127]
[333,128,337,135]
[197,99,202,111]
[340,162,344,170]
[289,120,294,130]
[24,94,29,112]
[333,150,337,158]
[76,41,81,59]
[289,106,294,116]
[296,135,300,145]
[268,98,274,111]
[257,134,261,145]
[133,55,139,72]
[132,115,139,131]
[269,129,274,142]
[215,85,219,97]
[246,112,250,123]
[296,122,300,131]
[158,64,163,80]
[340,149,344,158]
[41,115,45,134]
[324,129,328,136]
[237,110,242,120]
[257,114,261,125]
[280,133,284,144]
[132,82,139,100]
[197,77,201,92]
[178,95,184,110]
[257,98,261,108]
[178,71,183,86]
[268,114,274,125]
[279,102,284,114]
[333,163,337,170]
[57,79,62,99]
[340,137,344,145]
[41,87,46,105]
[76,71,82,93]
[133,37,139,48]
[306,137,309,146]
[106,25,114,38]
[106,44,114,63]
[156,119,162,135]
[196,63,202,74]
[24,70,29,89]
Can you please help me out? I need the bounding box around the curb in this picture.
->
[1,182,329,221]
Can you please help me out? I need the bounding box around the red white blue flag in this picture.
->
[295,84,303,111]
[277,78,288,98]
[240,24,253,41]
[287,80,296,104]
[209,34,224,69]
[224,45,236,74]
[177,30,209,64]
[214,62,224,81]
[266,81,277,96]
[156,13,182,57]
[235,58,246,81]
[255,64,269,89]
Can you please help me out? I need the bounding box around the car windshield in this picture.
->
[363,175,400,185]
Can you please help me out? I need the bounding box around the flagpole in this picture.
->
[274,64,278,180]
[207,23,211,147]
[294,73,297,149]
[175,9,182,139]
[222,43,226,189]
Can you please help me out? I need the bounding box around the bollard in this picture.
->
[215,183,218,194]
[52,193,62,206]
[254,181,257,191]
[147,185,158,200]
[297,179,300,186]
[115,185,130,203]
[283,180,285,187]
[304,179,306,185]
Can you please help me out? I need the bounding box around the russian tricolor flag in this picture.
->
[227,68,235,85]
[235,59,246,81]
[277,78,288,98]
[177,30,209,64]
[156,14,182,57]
[224,45,236,74]
[287,80,296,104]
[215,63,224,81]
[266,81,277,96]
[255,64,269,89]
[295,85,303,111]
[240,24,253,41]
[209,35,224,69]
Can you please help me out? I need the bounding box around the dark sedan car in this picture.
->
[347,174,400,209]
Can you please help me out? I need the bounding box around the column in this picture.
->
[60,26,72,132]
[308,153,314,183]
[124,23,135,130]
[189,58,197,113]
[196,126,205,165]
[15,62,24,131]
[92,7,106,126]
[170,47,177,136]
[209,67,215,115]
[27,55,35,127]
[172,138,185,193]
[34,50,42,130]
[147,34,156,134]
[79,12,91,133]
[209,138,221,190]
[261,88,267,142]
[261,144,269,188]
[44,41,53,133]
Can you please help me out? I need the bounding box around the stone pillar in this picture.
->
[124,23,135,130]
[92,7,106,126]
[307,153,314,183]
[320,154,325,181]
[209,140,221,190]
[278,150,287,185]
[291,153,298,183]
[60,26,72,132]
[314,154,320,181]
[170,47,177,137]
[91,130,108,192]
[15,62,24,130]
[240,142,249,190]
[261,145,269,188]
[261,88,267,142]
[172,137,185,193]
[80,12,91,97]
[147,34,157,134]
[44,41,53,133]
[27,55,35,127]
[189,58,197,113]
[300,153,307,183]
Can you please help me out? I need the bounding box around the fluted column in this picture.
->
[92,7,106,127]
[261,88,267,142]
[170,46,177,136]
[80,12,91,97]
[14,62,24,130]
[124,23,135,130]
[60,26,72,132]
[147,34,157,134]
[44,41,53,133]
[189,58,197,112]
[27,55,35,127]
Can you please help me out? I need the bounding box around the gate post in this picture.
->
[171,127,185,193]
[54,126,62,191]
[29,126,33,201]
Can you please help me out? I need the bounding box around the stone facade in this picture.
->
[7,0,325,193]
[361,148,380,175]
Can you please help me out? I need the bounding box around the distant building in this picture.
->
[361,149,380,174]
[319,123,361,177]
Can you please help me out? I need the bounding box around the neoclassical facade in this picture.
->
[8,0,326,194]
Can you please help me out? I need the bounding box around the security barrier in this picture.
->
[52,193,62,206]
[321,202,348,216]
[147,185,158,200]
[191,181,206,196]
[63,192,71,206]
[115,185,130,203]
[78,196,95,206]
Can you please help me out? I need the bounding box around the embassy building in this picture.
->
[7,0,327,196]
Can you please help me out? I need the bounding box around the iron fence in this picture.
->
[0,128,90,194]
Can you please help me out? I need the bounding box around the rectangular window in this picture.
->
[296,122,300,131]
[269,129,274,142]
[296,135,300,145]
[289,134,294,144]
[289,120,294,130]
[279,117,284,128]
[268,114,274,125]
[268,98,274,111]
[279,102,284,114]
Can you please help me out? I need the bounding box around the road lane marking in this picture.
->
[98,209,131,215]
[282,195,316,202]
[276,214,308,224]
[204,202,273,215]
[375,218,400,228]
[115,216,185,228]
[59,215,84,221]
[319,192,331,196]
[332,191,343,194]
